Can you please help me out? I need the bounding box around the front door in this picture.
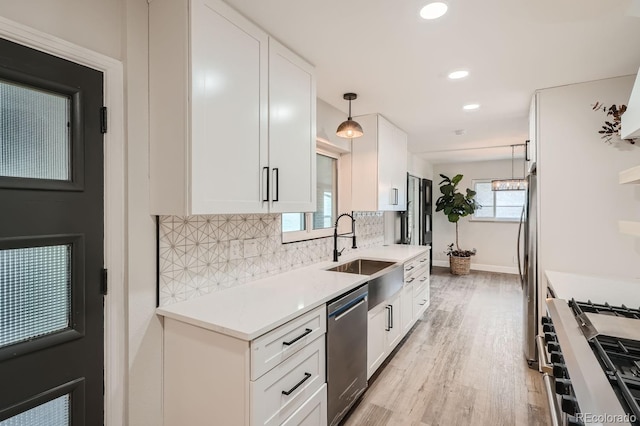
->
[0,38,105,425]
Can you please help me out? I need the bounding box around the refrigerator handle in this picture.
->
[517,205,525,289]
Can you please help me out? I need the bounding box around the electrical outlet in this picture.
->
[229,240,243,260]
[244,239,258,257]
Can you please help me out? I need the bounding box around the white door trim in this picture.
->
[0,16,127,426]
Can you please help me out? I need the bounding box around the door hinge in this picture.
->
[100,106,108,134]
[101,268,108,295]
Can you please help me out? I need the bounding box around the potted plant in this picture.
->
[435,174,481,275]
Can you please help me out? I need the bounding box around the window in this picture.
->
[472,179,525,222]
[282,150,339,242]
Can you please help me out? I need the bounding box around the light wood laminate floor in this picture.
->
[343,267,549,426]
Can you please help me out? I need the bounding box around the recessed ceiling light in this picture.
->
[420,2,448,20]
[448,70,469,80]
[463,103,480,110]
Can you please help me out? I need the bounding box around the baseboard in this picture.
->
[433,260,518,275]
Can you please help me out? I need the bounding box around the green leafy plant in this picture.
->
[444,243,476,258]
[435,174,481,256]
[592,101,636,145]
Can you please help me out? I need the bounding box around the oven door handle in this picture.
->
[537,335,552,374]
[543,373,561,426]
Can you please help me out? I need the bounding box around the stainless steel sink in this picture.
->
[326,259,396,275]
[326,259,403,310]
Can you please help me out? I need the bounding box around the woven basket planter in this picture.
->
[449,255,471,275]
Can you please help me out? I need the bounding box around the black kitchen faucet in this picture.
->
[333,213,357,262]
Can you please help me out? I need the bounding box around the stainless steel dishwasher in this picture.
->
[326,283,368,426]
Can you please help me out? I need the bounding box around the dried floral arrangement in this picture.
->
[592,101,636,144]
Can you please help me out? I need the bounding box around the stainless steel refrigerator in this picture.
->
[519,169,538,368]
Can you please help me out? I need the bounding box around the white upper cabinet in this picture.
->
[268,39,316,214]
[149,0,315,215]
[351,114,408,211]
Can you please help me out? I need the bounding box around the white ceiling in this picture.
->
[224,0,640,164]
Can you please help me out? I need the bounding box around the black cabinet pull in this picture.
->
[262,166,269,202]
[525,139,530,162]
[282,328,312,346]
[272,168,279,202]
[389,304,393,329]
[406,277,415,283]
[385,306,391,331]
[282,372,312,396]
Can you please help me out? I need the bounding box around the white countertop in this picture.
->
[156,244,429,341]
[545,270,640,307]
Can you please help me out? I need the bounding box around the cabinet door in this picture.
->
[268,38,316,213]
[190,0,269,214]
[386,293,402,351]
[392,128,408,211]
[367,305,387,379]
[377,116,396,211]
[400,283,415,336]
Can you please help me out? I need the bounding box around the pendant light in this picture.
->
[336,93,364,139]
[491,144,527,191]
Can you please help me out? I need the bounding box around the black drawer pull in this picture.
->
[282,372,312,396]
[406,277,415,283]
[282,328,312,346]
[405,266,414,271]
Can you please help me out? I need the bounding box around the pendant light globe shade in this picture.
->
[336,119,364,139]
[336,93,364,139]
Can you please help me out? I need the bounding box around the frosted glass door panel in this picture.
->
[0,80,71,181]
[0,245,71,348]
[0,395,70,426]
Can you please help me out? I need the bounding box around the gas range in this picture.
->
[543,298,640,426]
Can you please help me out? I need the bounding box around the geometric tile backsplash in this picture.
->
[158,211,385,306]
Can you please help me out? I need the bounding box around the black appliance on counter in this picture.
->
[400,174,432,272]
[542,298,640,426]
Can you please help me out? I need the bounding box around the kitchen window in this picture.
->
[471,179,525,222]
[282,150,339,242]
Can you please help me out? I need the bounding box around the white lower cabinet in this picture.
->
[281,384,327,426]
[400,282,414,335]
[367,249,431,379]
[251,336,325,426]
[366,292,401,380]
[163,304,327,426]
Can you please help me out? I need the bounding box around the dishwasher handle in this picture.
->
[328,294,367,320]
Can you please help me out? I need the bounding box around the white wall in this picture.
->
[0,0,123,60]
[538,76,640,282]
[123,1,163,425]
[408,152,434,180]
[433,159,522,273]
[317,98,351,153]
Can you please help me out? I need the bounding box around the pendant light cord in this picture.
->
[348,99,352,120]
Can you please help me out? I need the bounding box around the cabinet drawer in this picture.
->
[250,335,325,426]
[403,257,419,276]
[281,383,327,426]
[413,286,429,320]
[416,252,429,267]
[251,305,326,380]
[413,273,429,296]
[405,264,428,285]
